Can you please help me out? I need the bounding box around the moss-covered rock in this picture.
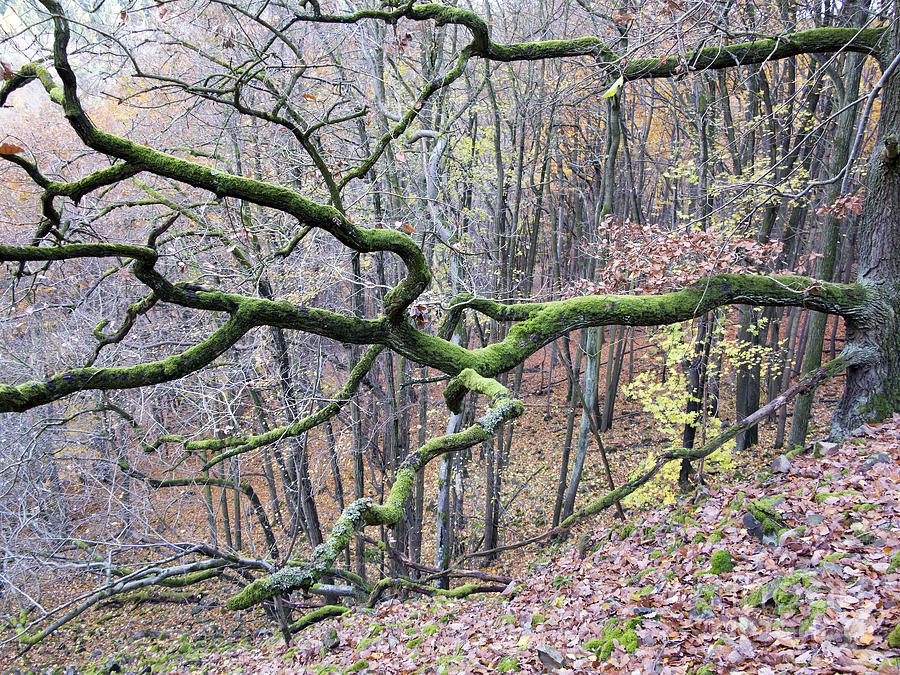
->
[747,495,788,535]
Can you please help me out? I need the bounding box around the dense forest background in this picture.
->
[0,0,898,670]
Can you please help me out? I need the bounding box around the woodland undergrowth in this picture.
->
[4,372,900,674]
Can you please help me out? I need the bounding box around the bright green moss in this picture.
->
[745,572,811,614]
[531,614,547,627]
[595,618,640,661]
[583,638,603,653]
[748,495,787,535]
[813,489,860,504]
[888,551,900,574]
[497,614,515,626]
[497,656,520,672]
[708,550,735,575]
[889,623,900,648]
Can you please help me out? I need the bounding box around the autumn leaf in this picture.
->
[0,61,14,80]
[602,75,624,98]
[0,142,24,155]
[409,303,427,329]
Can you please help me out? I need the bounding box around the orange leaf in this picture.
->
[0,142,24,155]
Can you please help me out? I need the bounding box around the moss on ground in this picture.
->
[799,600,828,634]
[707,550,735,575]
[531,613,547,627]
[497,655,519,672]
[889,623,900,649]
[888,551,900,574]
[744,572,812,615]
[591,618,641,661]
[812,489,860,504]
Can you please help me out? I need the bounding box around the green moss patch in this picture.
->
[747,495,788,535]
[889,623,900,649]
[744,572,812,615]
[531,613,548,627]
[707,550,735,575]
[592,618,641,661]
[887,551,900,574]
[812,489,860,504]
[799,600,828,634]
[496,655,519,672]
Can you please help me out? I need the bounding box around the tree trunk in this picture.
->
[833,38,900,435]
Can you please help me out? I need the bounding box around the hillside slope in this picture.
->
[197,418,900,674]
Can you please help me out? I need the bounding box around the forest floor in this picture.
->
[5,412,900,673]
[192,416,900,675]
[3,335,900,674]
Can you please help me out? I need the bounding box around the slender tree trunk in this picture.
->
[562,326,602,520]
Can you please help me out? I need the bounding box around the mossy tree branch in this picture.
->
[0,311,252,412]
[289,3,886,70]
[16,0,432,323]
[560,355,851,527]
[15,557,232,650]
[0,2,876,420]
[225,369,523,611]
[189,345,384,470]
[365,578,506,609]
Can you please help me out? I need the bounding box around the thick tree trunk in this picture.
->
[833,42,900,435]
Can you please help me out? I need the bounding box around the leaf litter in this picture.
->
[193,416,900,674]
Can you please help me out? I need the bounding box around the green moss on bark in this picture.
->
[290,605,350,632]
